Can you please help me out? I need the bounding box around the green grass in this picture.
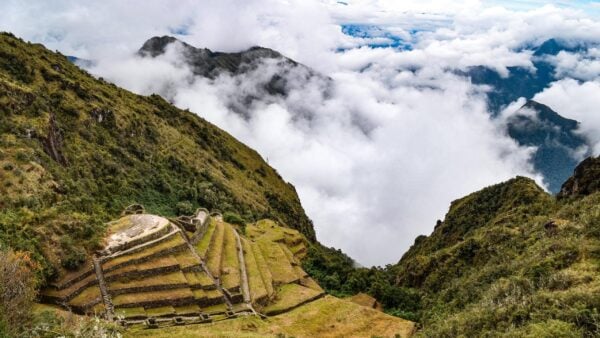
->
[104,255,180,279]
[108,270,188,291]
[241,238,269,302]
[174,304,200,316]
[184,271,214,289]
[263,283,323,316]
[0,32,314,285]
[250,241,274,297]
[102,233,185,270]
[202,303,228,314]
[173,249,201,270]
[221,223,241,291]
[68,286,101,307]
[206,222,225,277]
[257,240,297,285]
[194,220,216,259]
[115,307,146,319]
[42,272,98,299]
[112,288,194,307]
[145,306,176,317]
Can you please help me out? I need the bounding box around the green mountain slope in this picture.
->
[0,32,315,282]
[394,173,600,336]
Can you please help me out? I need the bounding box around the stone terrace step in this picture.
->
[103,255,181,281]
[101,231,187,273]
[108,270,189,295]
[112,287,196,308]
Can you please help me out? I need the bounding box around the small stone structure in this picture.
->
[102,214,171,255]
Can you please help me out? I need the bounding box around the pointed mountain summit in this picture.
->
[506,100,589,193]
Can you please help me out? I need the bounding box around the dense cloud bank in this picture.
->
[2,1,600,265]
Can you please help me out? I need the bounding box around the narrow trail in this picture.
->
[92,256,114,320]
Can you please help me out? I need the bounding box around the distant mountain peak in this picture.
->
[138,36,286,78]
[507,100,588,193]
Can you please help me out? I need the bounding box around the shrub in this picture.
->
[0,248,38,336]
[223,212,245,226]
[175,201,194,215]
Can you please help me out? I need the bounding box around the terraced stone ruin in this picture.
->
[41,206,324,328]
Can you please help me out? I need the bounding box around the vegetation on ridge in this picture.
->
[0,32,314,284]
[393,175,600,336]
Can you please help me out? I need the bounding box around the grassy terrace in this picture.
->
[250,241,274,297]
[194,220,216,259]
[102,232,186,271]
[42,272,98,299]
[173,250,201,270]
[145,306,176,317]
[51,264,94,289]
[68,286,102,308]
[108,271,188,292]
[206,222,225,277]
[112,288,194,307]
[174,304,200,316]
[241,238,269,303]
[129,296,415,338]
[263,283,323,316]
[257,240,297,285]
[116,307,146,319]
[184,271,215,289]
[203,303,228,314]
[220,223,241,291]
[204,289,224,303]
[299,277,323,293]
[104,255,180,279]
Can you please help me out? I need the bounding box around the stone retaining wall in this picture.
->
[104,264,181,283]
[102,243,187,273]
[109,282,190,296]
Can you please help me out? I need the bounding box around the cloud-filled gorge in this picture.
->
[5,1,600,266]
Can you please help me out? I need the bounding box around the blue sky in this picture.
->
[484,0,600,17]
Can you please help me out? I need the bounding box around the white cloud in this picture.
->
[2,1,600,265]
[534,79,600,155]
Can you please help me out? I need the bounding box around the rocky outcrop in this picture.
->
[558,156,600,198]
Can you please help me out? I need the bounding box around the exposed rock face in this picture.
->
[558,156,600,198]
